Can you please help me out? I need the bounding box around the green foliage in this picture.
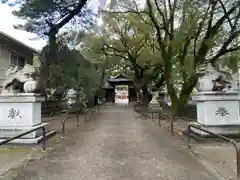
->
[138,0,240,113]
[80,11,163,92]
[5,0,240,111]
[39,41,101,102]
[1,0,95,37]
[92,0,240,113]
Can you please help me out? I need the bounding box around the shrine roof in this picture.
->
[107,74,132,83]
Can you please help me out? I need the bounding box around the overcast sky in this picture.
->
[0,3,46,51]
[0,1,109,51]
[0,0,142,51]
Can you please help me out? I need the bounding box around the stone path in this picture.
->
[3,105,218,180]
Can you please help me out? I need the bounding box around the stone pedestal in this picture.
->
[189,91,240,136]
[149,91,159,106]
[0,93,46,143]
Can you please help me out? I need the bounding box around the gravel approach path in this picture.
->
[3,105,218,180]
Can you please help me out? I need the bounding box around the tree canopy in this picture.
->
[5,0,96,38]
[79,11,165,103]
[106,0,240,113]
[2,0,240,112]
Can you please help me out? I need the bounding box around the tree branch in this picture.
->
[217,0,234,29]
[195,2,221,64]
[100,47,126,59]
[169,0,177,40]
[49,0,87,35]
[154,0,169,36]
[146,0,167,60]
[179,36,193,81]
[209,30,240,63]
[193,5,211,59]
[209,46,240,64]
[211,1,240,35]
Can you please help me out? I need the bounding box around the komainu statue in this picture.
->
[212,75,232,91]
[196,63,234,92]
[1,64,41,94]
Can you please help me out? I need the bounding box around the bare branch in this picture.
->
[169,0,178,40]
[209,30,240,63]
[211,1,240,35]
[217,0,234,29]
[154,0,169,36]
[193,5,211,59]
[146,0,167,59]
[49,0,88,35]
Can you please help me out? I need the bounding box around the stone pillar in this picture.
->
[0,93,46,143]
[189,91,240,136]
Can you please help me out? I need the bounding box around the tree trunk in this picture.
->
[164,61,180,113]
[165,81,179,112]
[178,74,198,115]
[38,47,49,95]
[39,33,57,95]
[166,75,198,116]
[155,75,165,89]
[141,85,150,105]
[136,88,141,103]
[48,33,57,64]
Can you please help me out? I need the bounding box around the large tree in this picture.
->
[34,37,102,104]
[1,0,96,94]
[80,12,165,103]
[119,0,240,114]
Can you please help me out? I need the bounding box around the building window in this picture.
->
[9,52,25,67]
[18,56,25,67]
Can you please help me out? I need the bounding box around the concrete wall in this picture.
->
[0,36,34,86]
